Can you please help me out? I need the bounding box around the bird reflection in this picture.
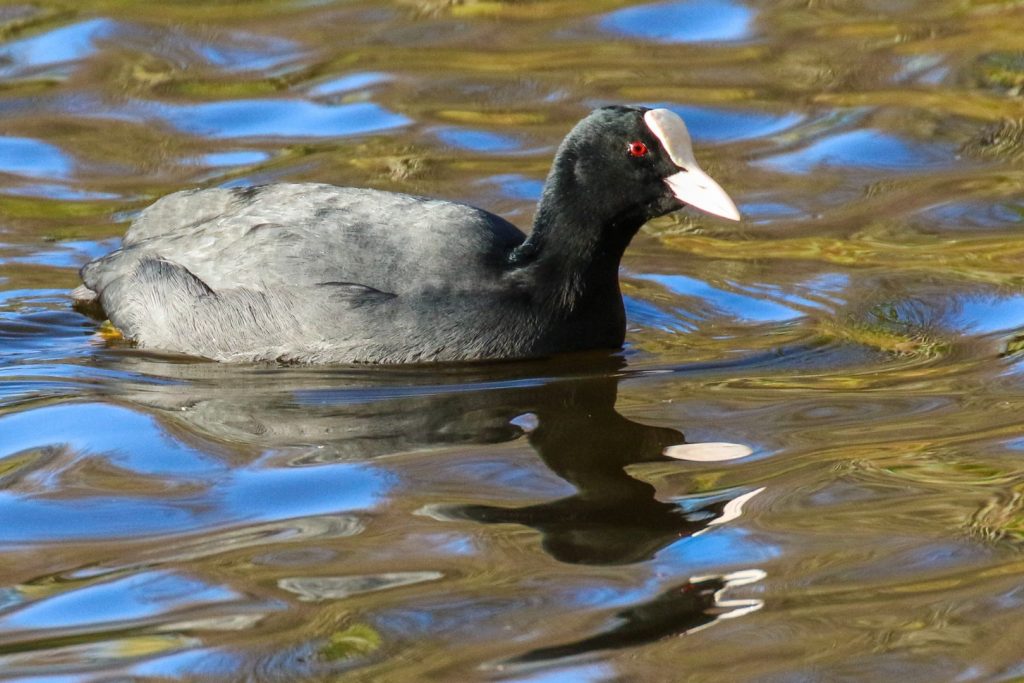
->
[432,371,735,566]
[512,569,764,664]
[104,352,755,567]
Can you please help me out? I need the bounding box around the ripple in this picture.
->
[0,184,121,201]
[145,99,411,140]
[920,198,1024,232]
[757,129,952,174]
[5,238,120,268]
[736,201,807,224]
[485,174,544,201]
[278,571,444,602]
[0,362,171,401]
[949,293,1024,335]
[0,569,277,675]
[624,294,695,333]
[895,54,949,85]
[600,0,755,44]
[0,294,95,364]
[0,634,198,678]
[707,487,766,526]
[0,6,38,24]
[90,515,366,569]
[127,648,240,680]
[1,1,1023,679]
[0,401,390,542]
[655,524,779,569]
[636,273,804,323]
[307,72,391,98]
[0,402,226,478]
[0,18,116,78]
[509,570,765,664]
[0,571,241,632]
[0,458,388,543]
[197,31,303,73]
[435,127,521,153]
[0,137,71,179]
[0,288,77,309]
[654,105,803,143]
[499,663,616,683]
[195,150,271,168]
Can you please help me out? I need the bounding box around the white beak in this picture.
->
[663,167,741,221]
[644,108,741,221]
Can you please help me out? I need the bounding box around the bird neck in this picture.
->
[510,169,646,313]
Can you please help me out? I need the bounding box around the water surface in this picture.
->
[2,0,1024,680]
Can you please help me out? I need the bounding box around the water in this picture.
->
[1,0,1024,680]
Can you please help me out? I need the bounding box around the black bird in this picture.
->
[74,106,739,363]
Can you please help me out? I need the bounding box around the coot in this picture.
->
[75,106,739,364]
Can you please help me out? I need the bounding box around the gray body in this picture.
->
[77,184,622,363]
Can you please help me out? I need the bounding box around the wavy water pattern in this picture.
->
[2,1,1024,681]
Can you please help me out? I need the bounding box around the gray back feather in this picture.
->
[114,184,525,295]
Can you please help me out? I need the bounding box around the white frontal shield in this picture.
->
[644,108,741,221]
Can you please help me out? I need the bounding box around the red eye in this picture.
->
[627,141,649,157]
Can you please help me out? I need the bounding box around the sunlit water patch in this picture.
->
[0,568,276,679]
[0,136,71,178]
[0,184,122,201]
[0,400,390,542]
[435,127,522,153]
[635,273,805,324]
[757,128,954,174]
[622,288,688,327]
[652,105,803,144]
[195,31,304,74]
[485,174,544,201]
[0,18,116,79]
[600,0,755,44]
[138,99,411,140]
[738,201,806,223]
[195,150,272,169]
[306,72,392,99]
[1,402,225,477]
[919,197,1024,232]
[0,291,97,364]
[947,293,1024,336]
[0,570,249,632]
[5,238,119,268]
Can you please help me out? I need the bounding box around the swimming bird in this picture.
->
[74,105,740,364]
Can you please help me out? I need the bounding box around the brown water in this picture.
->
[2,1,1024,680]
